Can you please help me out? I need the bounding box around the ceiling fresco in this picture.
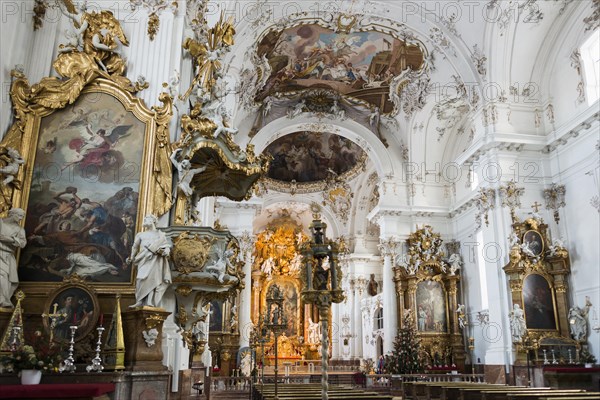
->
[256,23,425,113]
[265,131,366,184]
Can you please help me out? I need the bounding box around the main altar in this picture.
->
[250,213,327,364]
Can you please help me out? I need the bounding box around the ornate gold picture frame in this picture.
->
[12,78,170,291]
[522,272,559,331]
[416,279,449,334]
[42,279,99,343]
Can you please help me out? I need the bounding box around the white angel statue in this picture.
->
[448,253,462,275]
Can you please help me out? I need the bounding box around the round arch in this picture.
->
[253,197,344,240]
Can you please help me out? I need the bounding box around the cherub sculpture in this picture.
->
[448,253,462,275]
[0,148,25,186]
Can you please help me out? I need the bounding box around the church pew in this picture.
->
[258,391,391,400]
[265,395,392,400]
[479,389,585,399]
[255,386,389,400]
[538,397,600,400]
[403,380,507,400]
[255,386,392,400]
[457,386,551,400]
[427,382,513,400]
[504,391,595,400]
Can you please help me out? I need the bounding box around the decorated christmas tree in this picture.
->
[384,309,424,374]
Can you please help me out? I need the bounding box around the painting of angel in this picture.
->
[19,92,146,284]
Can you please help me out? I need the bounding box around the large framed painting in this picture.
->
[209,299,224,332]
[416,280,448,333]
[523,273,557,330]
[42,282,99,343]
[14,79,171,288]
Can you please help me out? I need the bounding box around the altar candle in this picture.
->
[100,313,104,326]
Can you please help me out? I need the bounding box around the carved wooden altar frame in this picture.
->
[395,261,465,368]
[503,215,573,360]
[392,226,466,369]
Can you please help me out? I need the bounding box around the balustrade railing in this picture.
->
[210,372,485,393]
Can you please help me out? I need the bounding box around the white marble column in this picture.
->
[332,302,341,359]
[379,240,399,354]
[237,232,255,348]
[353,277,366,359]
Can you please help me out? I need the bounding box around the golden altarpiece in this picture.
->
[502,211,580,364]
[393,226,467,369]
[250,212,335,364]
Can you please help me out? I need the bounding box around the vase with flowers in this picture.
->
[0,330,63,384]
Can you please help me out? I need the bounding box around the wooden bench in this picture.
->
[538,397,600,400]
[505,392,596,400]
[254,383,393,400]
[403,381,507,400]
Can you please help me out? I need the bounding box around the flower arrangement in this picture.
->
[580,349,597,365]
[1,330,63,373]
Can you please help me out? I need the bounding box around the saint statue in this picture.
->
[308,317,320,345]
[0,208,26,308]
[568,299,592,342]
[509,304,527,342]
[367,274,378,296]
[128,214,172,308]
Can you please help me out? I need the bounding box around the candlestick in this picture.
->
[99,313,104,326]
[86,326,105,373]
[60,325,78,373]
[551,349,558,365]
[543,349,549,365]
[568,349,574,364]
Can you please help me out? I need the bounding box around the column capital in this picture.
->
[378,237,402,257]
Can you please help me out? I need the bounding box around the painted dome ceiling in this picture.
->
[256,23,425,113]
[264,131,366,186]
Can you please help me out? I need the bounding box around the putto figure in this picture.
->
[128,214,172,308]
[0,147,25,187]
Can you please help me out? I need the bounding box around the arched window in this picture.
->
[581,30,600,105]
[374,307,384,330]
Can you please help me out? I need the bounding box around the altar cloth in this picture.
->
[0,383,115,399]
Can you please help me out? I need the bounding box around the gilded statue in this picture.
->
[182,13,235,98]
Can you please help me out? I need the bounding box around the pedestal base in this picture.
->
[113,370,171,400]
[122,306,171,371]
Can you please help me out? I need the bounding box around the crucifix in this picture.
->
[42,302,67,343]
[531,202,542,213]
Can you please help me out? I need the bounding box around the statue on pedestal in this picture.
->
[0,208,26,308]
[568,297,592,342]
[367,274,378,296]
[128,214,172,308]
[308,317,320,345]
[509,304,527,343]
